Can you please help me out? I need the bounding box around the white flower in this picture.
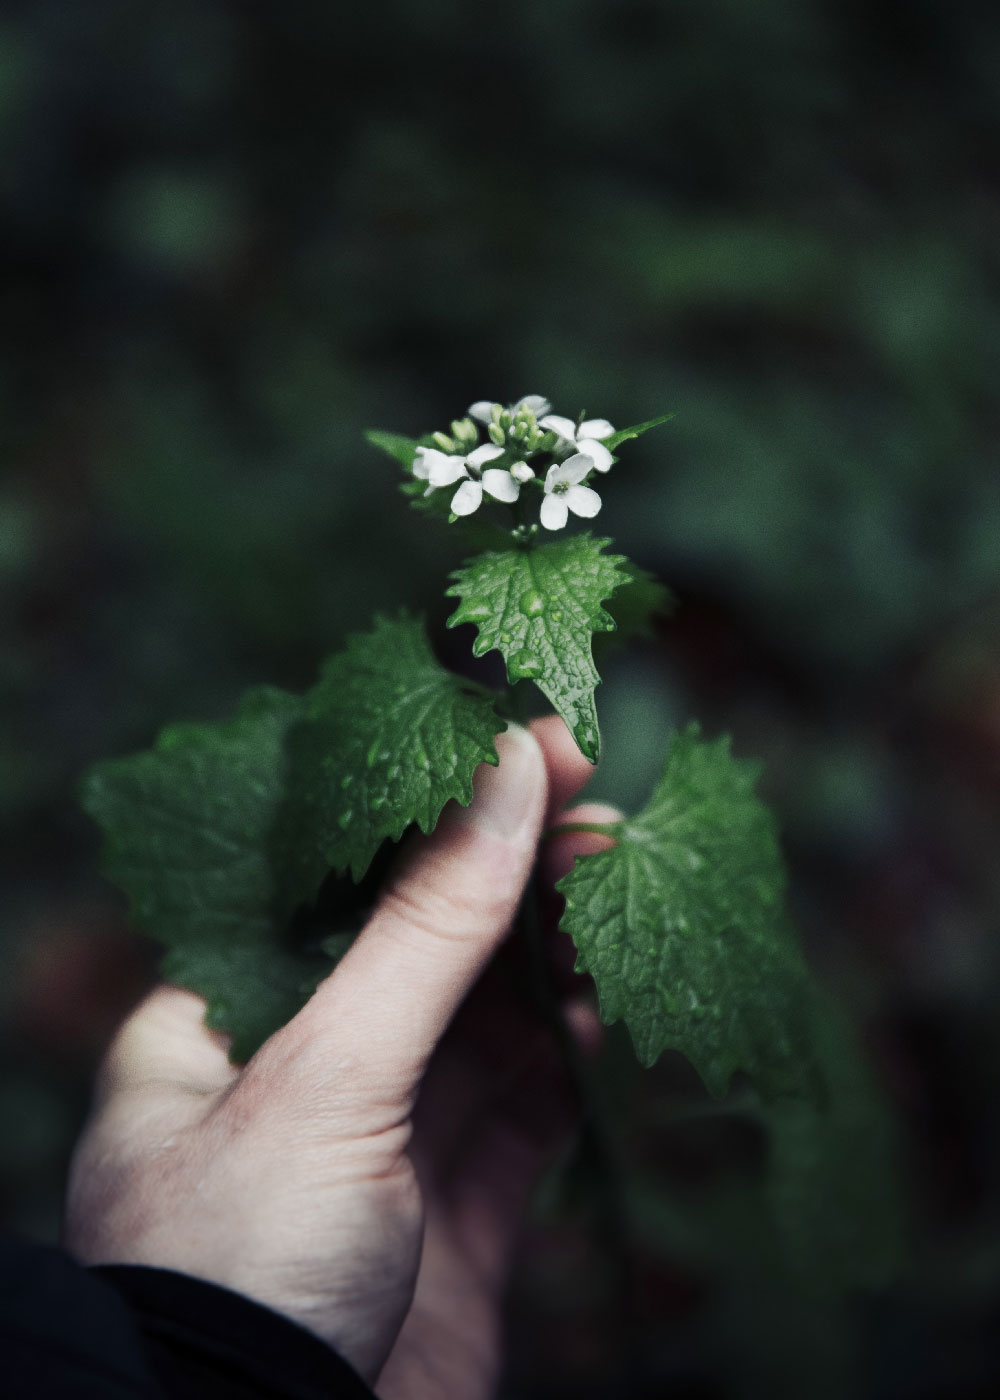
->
[468,394,552,424]
[415,443,520,516]
[540,454,602,530]
[538,414,615,472]
[412,446,435,482]
[513,394,551,419]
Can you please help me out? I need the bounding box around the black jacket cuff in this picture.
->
[94,1265,376,1399]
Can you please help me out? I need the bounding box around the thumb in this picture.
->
[260,723,548,1107]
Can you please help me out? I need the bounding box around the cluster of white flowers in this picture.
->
[412,394,616,531]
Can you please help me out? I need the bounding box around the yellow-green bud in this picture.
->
[488,423,506,447]
[450,418,475,446]
[432,431,455,452]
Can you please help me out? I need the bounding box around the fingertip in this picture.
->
[563,996,603,1059]
[530,715,596,820]
[97,984,236,1101]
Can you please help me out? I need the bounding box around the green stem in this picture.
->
[542,820,621,842]
[518,872,637,1348]
[511,488,527,532]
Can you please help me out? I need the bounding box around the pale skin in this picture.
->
[64,716,620,1399]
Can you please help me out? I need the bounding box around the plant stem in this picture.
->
[518,870,638,1351]
[542,820,621,842]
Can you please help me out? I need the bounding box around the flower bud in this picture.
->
[451,418,476,445]
[488,423,506,447]
[432,431,455,452]
[511,420,528,441]
[511,462,534,483]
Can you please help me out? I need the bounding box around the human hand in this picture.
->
[64,718,616,1398]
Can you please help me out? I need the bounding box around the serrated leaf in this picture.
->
[81,688,335,1063]
[364,429,422,469]
[446,534,631,762]
[594,561,674,663]
[275,614,506,895]
[602,413,675,452]
[558,723,818,1099]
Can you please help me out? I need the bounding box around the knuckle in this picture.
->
[377,872,511,951]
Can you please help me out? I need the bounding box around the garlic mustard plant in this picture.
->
[81,393,900,1294]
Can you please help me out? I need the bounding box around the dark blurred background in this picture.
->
[2,1,1000,1395]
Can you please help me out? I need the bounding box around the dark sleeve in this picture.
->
[0,1233,375,1399]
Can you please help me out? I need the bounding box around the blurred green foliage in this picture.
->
[3,0,1000,1395]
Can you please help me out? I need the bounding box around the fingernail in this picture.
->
[461,724,544,842]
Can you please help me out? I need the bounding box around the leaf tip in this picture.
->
[575,728,600,764]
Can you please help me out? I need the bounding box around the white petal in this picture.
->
[482,468,519,503]
[559,453,594,486]
[575,438,614,473]
[539,415,577,441]
[578,418,615,440]
[414,445,450,480]
[540,494,569,530]
[514,394,551,417]
[467,443,505,468]
[511,461,534,483]
[428,456,469,487]
[468,400,496,423]
[451,479,483,515]
[567,484,602,518]
[544,460,567,489]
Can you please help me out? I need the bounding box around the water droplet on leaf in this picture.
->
[509,648,544,679]
[519,589,545,617]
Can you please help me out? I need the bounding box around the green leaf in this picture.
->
[602,413,675,452]
[81,688,335,1063]
[557,723,817,1099]
[446,534,631,762]
[275,614,506,895]
[364,429,422,469]
[594,561,674,663]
